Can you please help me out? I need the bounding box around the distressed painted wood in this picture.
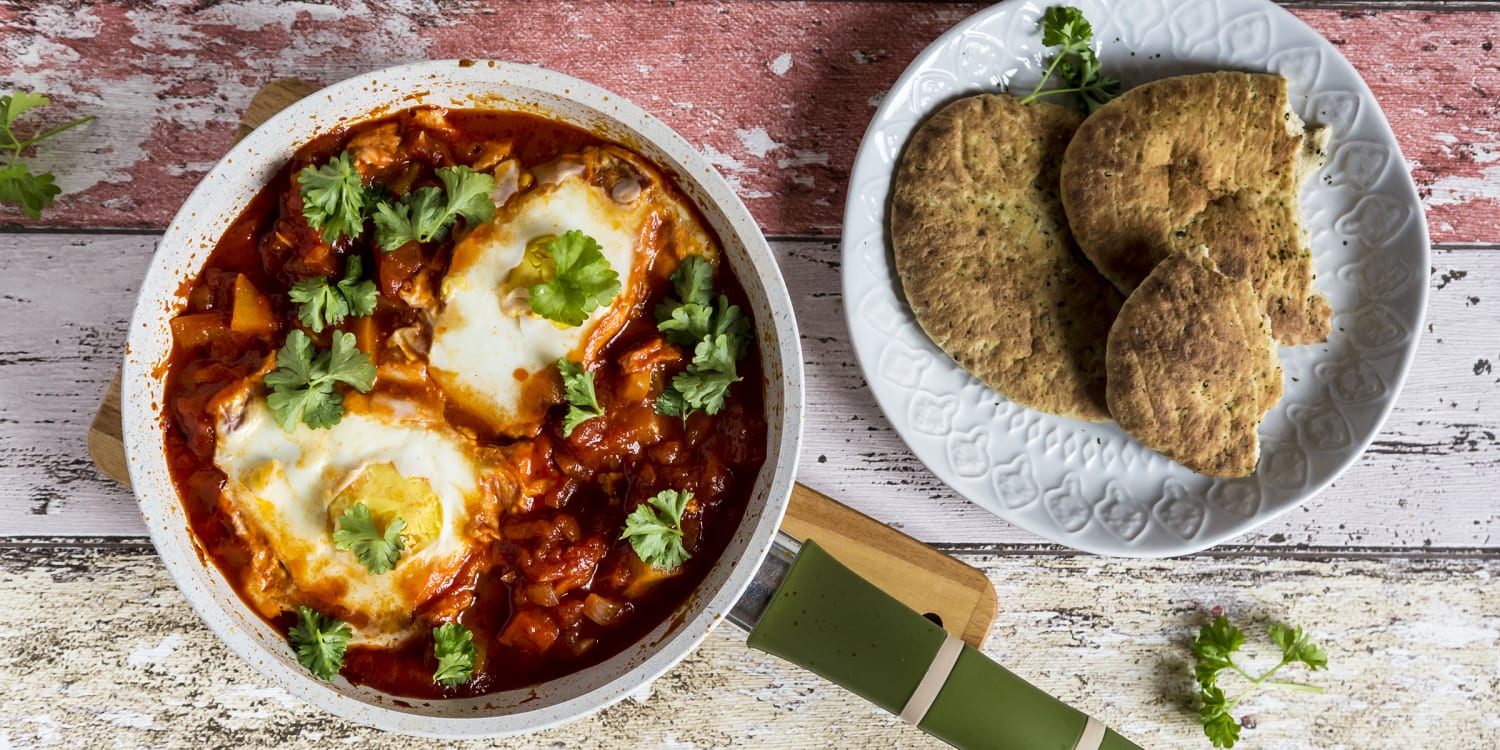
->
[2,233,1497,549]
[0,544,1493,748]
[1,2,1496,242]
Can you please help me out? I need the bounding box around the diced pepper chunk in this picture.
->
[170,313,230,349]
[229,274,277,337]
[498,609,559,655]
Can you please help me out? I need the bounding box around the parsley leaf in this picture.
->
[620,489,693,570]
[288,255,379,333]
[557,358,605,437]
[0,91,94,220]
[432,622,478,688]
[264,330,377,431]
[332,501,406,575]
[1190,613,1328,748]
[528,230,622,326]
[299,152,368,244]
[288,605,353,681]
[652,257,752,418]
[371,165,495,251]
[1018,6,1120,114]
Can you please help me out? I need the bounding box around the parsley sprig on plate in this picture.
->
[528,230,622,326]
[332,502,406,575]
[289,605,353,681]
[556,358,605,436]
[1191,612,1328,748]
[289,255,378,333]
[1018,6,1120,114]
[264,330,377,431]
[653,256,751,418]
[432,622,478,688]
[1,91,94,220]
[620,489,692,570]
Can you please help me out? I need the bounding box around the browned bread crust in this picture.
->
[1059,72,1331,345]
[1106,248,1283,477]
[891,93,1122,421]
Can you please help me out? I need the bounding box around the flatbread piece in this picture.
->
[1106,248,1283,478]
[891,93,1122,421]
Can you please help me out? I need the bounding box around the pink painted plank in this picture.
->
[0,3,1496,242]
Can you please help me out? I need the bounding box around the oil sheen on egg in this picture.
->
[213,396,489,646]
[428,155,653,435]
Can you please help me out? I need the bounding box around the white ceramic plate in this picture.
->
[841,0,1429,557]
[123,61,803,736]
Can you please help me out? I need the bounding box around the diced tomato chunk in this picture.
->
[498,609,559,654]
[171,313,231,349]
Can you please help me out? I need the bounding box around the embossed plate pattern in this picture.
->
[840,0,1430,556]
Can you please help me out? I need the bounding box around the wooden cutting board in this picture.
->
[87,79,997,648]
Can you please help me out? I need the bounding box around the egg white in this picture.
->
[214,396,487,646]
[427,162,650,434]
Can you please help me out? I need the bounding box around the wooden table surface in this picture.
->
[2,1,1497,748]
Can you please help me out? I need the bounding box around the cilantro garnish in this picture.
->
[556,358,605,437]
[528,230,622,326]
[298,152,369,244]
[432,622,478,688]
[372,165,495,251]
[1191,612,1328,748]
[288,255,378,333]
[1017,6,1120,114]
[620,489,693,570]
[288,605,353,681]
[264,330,377,431]
[653,256,751,418]
[0,91,94,220]
[332,502,406,575]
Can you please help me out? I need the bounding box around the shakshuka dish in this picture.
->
[162,106,767,698]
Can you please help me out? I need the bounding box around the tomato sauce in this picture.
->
[162,108,767,698]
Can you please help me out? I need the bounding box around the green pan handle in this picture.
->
[745,540,1142,750]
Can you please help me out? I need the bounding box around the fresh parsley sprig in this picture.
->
[1017,6,1120,114]
[332,502,406,575]
[288,605,353,681]
[0,91,94,220]
[288,255,378,333]
[653,256,751,419]
[620,489,692,570]
[528,230,622,326]
[432,622,478,688]
[264,330,377,431]
[1191,613,1328,748]
[298,152,369,244]
[372,165,496,251]
[556,358,605,437]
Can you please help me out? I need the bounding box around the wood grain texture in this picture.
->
[1,545,1494,748]
[0,2,1495,242]
[3,233,1498,550]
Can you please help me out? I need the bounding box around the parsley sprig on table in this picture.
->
[1,91,94,220]
[1017,6,1120,114]
[528,230,622,326]
[556,358,605,437]
[1191,613,1328,748]
[264,330,377,431]
[620,489,692,570]
[432,622,478,688]
[653,256,751,419]
[288,605,353,681]
[289,255,378,333]
[332,502,406,575]
[373,165,496,251]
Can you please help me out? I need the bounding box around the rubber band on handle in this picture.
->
[899,632,965,725]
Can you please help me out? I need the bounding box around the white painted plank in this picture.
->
[0,233,1495,549]
[0,546,1494,748]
